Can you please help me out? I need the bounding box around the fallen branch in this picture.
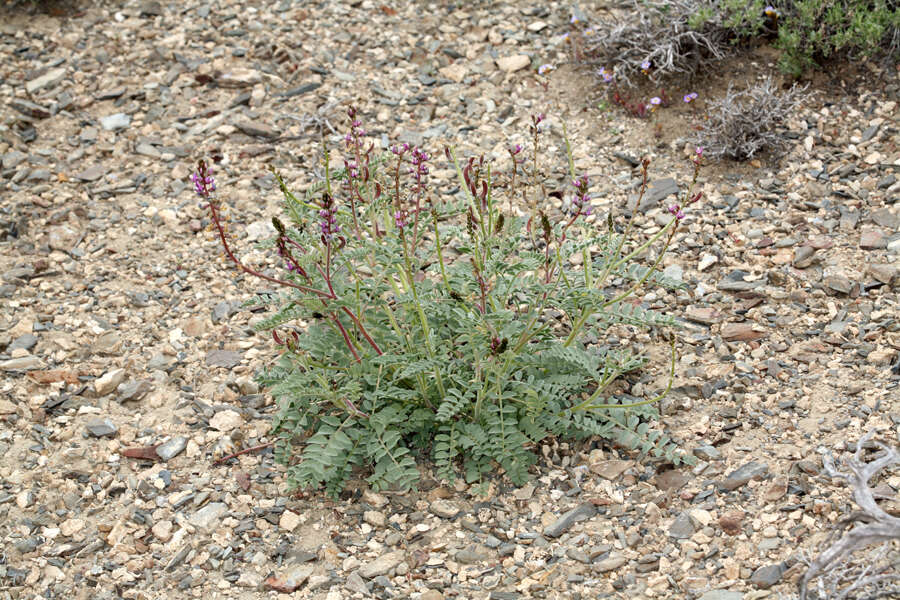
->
[800,431,900,600]
[213,440,277,465]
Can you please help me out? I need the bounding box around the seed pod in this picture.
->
[272,216,286,235]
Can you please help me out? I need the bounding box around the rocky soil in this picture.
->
[1,1,898,599]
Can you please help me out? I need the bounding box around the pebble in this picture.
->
[99,113,131,131]
[718,462,769,491]
[85,418,118,438]
[543,503,596,538]
[156,436,188,461]
[495,55,531,73]
[190,503,228,530]
[750,563,785,589]
[359,550,404,579]
[95,368,126,396]
[209,409,243,432]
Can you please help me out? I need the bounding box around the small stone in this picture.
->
[206,349,242,368]
[10,98,51,119]
[117,379,153,402]
[25,67,67,94]
[693,445,722,461]
[868,263,898,285]
[135,142,161,158]
[152,520,173,542]
[718,510,744,535]
[73,165,105,182]
[644,177,680,206]
[793,245,817,268]
[245,220,275,242]
[264,564,314,593]
[48,225,80,252]
[668,512,695,539]
[95,368,126,396]
[190,502,228,530]
[420,590,443,600]
[100,113,131,131]
[0,356,44,371]
[750,563,785,589]
[85,418,118,438]
[210,409,243,432]
[495,55,531,73]
[698,591,743,600]
[685,307,721,325]
[589,459,633,480]
[279,510,302,531]
[718,461,769,491]
[439,64,468,83]
[217,69,262,87]
[455,546,489,564]
[697,253,718,271]
[430,499,461,519]
[860,230,886,249]
[359,550,404,579]
[363,510,386,527]
[235,120,278,138]
[59,518,85,537]
[823,274,853,295]
[9,333,38,351]
[721,323,765,342]
[593,554,627,573]
[543,503,596,538]
[156,436,188,461]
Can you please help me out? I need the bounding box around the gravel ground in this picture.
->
[1,1,898,599]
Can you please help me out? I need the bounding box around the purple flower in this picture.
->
[650,97,662,106]
[510,144,523,155]
[695,146,704,158]
[318,196,341,243]
[191,161,215,198]
[764,5,777,16]
[394,210,407,229]
[538,64,554,75]
[640,59,651,71]
[668,204,685,220]
[570,174,592,216]
[683,92,698,103]
[599,68,613,83]
[570,14,579,24]
[391,142,410,155]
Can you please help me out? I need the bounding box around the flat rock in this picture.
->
[430,499,461,519]
[721,322,764,342]
[217,69,262,87]
[359,550,404,579]
[264,564,314,593]
[25,67,66,94]
[73,165,106,182]
[206,349,242,368]
[593,554,627,572]
[100,113,131,131]
[718,461,769,491]
[543,503,596,538]
[190,502,228,530]
[235,120,278,138]
[10,98,50,119]
[209,409,243,431]
[95,368,126,396]
[860,229,886,249]
[495,55,531,73]
[0,356,44,370]
[750,563,785,589]
[668,511,695,539]
[85,418,118,437]
[48,225,80,252]
[156,436,188,461]
[589,459,633,480]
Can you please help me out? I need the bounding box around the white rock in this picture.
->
[60,518,85,537]
[245,220,276,242]
[439,64,468,83]
[152,520,173,542]
[95,368,126,396]
[100,113,131,131]
[698,253,718,271]
[209,409,243,431]
[496,55,531,73]
[190,502,228,530]
[279,510,302,531]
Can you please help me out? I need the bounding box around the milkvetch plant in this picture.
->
[195,109,701,496]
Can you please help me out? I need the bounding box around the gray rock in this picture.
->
[718,461,769,491]
[2,151,27,169]
[9,333,38,352]
[73,165,105,182]
[118,379,153,402]
[344,571,369,595]
[135,143,161,158]
[693,445,722,461]
[100,113,131,131]
[156,436,188,460]
[190,502,228,530]
[668,511,695,539]
[824,274,853,295]
[278,82,321,97]
[639,177,679,211]
[565,547,591,564]
[206,349,242,368]
[85,418,118,437]
[235,120,277,138]
[212,301,235,322]
[750,563,785,589]
[455,547,489,564]
[10,99,50,119]
[543,503,596,538]
[592,554,627,572]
